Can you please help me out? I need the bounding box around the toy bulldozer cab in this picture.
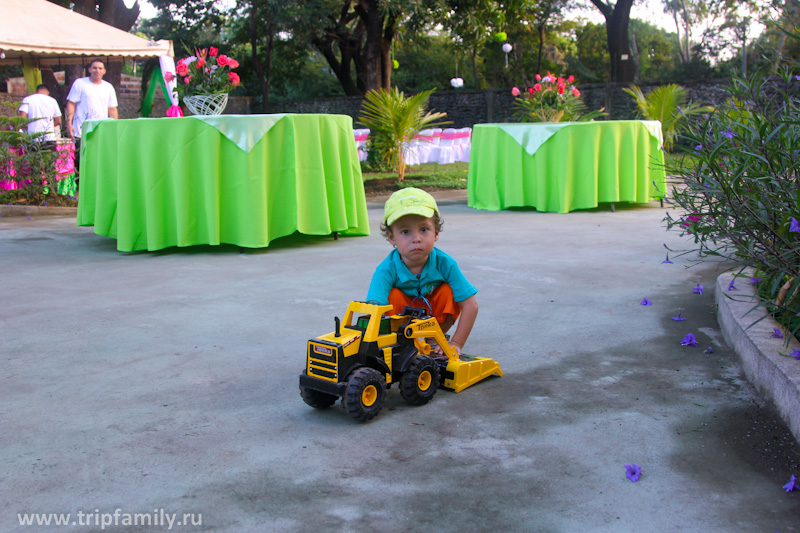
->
[299,301,503,421]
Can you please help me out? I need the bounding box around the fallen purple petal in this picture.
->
[771,328,784,339]
[791,217,800,233]
[704,346,714,354]
[625,464,642,483]
[681,333,698,347]
[792,348,800,361]
[640,298,653,306]
[751,277,762,285]
[783,475,797,492]
[662,253,673,264]
[672,311,687,321]
[728,279,737,291]
[693,283,704,294]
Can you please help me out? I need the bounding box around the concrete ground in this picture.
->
[2,194,799,532]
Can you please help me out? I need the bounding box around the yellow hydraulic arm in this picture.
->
[401,317,503,393]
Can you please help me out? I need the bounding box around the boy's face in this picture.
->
[386,214,439,273]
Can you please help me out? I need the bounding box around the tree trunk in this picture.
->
[356,0,383,92]
[536,25,546,74]
[313,37,362,96]
[380,15,398,91]
[590,0,636,83]
[249,1,271,112]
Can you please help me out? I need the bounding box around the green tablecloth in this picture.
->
[467,120,666,213]
[77,114,369,251]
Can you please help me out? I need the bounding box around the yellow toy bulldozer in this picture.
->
[299,301,503,421]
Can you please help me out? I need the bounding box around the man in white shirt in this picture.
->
[65,59,119,170]
[18,84,62,146]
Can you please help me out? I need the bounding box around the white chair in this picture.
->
[431,128,462,165]
[353,128,370,162]
[408,129,439,164]
[456,127,472,162]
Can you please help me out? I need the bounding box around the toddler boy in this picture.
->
[366,188,478,355]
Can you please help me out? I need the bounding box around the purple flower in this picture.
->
[672,310,687,321]
[722,129,735,139]
[751,277,762,285]
[693,283,704,294]
[783,475,797,492]
[792,348,800,361]
[704,346,714,354]
[694,144,703,153]
[772,328,784,339]
[640,298,653,306]
[625,464,642,482]
[790,217,800,233]
[681,333,698,347]
[662,253,673,264]
[728,279,737,291]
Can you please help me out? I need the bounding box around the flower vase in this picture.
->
[536,108,565,123]
[184,93,229,116]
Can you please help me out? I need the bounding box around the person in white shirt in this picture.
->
[65,59,119,171]
[18,84,62,147]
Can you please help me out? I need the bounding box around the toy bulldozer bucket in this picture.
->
[402,317,503,393]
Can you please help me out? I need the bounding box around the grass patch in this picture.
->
[362,162,469,195]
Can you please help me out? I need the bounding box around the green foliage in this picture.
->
[572,22,610,83]
[623,84,714,152]
[664,67,800,337]
[357,87,450,181]
[630,19,682,82]
[0,102,70,207]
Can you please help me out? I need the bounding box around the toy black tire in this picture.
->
[343,367,387,422]
[300,384,338,409]
[400,354,439,406]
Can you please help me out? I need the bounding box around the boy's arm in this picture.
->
[449,295,478,355]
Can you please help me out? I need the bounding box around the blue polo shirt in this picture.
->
[366,247,478,304]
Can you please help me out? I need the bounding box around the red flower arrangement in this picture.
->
[166,47,241,102]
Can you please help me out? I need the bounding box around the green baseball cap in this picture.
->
[384,187,440,226]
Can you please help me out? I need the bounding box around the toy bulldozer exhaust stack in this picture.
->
[299,301,503,421]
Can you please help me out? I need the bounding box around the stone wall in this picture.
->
[269,79,733,127]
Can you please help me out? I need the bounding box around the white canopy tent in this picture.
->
[0,0,180,115]
[0,0,172,66]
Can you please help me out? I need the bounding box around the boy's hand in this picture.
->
[431,341,460,356]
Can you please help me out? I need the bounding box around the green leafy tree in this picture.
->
[629,20,681,82]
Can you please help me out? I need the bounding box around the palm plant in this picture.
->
[623,84,714,152]
[357,87,450,181]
